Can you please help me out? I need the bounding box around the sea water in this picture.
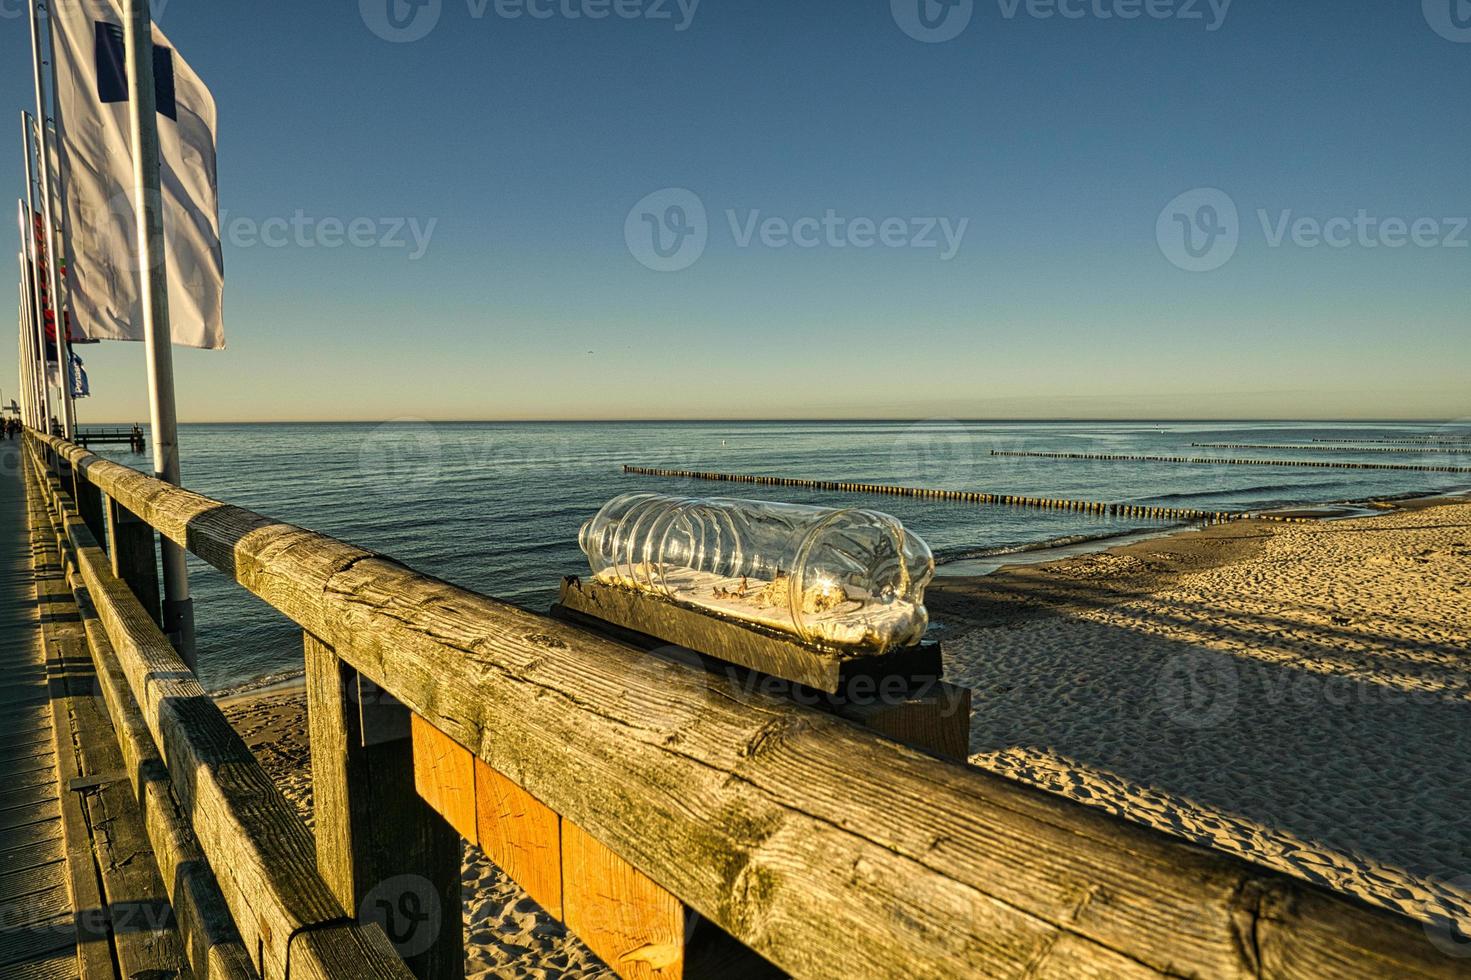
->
[81,420,1471,691]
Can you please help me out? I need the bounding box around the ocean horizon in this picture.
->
[80,418,1471,692]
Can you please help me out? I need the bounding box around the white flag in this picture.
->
[50,1,224,349]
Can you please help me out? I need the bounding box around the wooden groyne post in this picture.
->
[18,431,1469,980]
[619,465,1316,524]
[1192,442,1469,455]
[990,449,1471,475]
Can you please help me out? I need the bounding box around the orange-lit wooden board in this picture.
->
[411,714,478,843]
[563,820,686,980]
[474,758,563,919]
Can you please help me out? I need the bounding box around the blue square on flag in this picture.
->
[94,21,178,120]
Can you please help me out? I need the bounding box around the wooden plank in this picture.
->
[555,577,944,694]
[31,455,408,980]
[6,948,82,980]
[62,625,191,980]
[0,800,61,834]
[411,715,477,843]
[72,576,259,980]
[831,681,972,761]
[73,475,105,548]
[473,759,563,920]
[0,860,69,903]
[105,498,160,628]
[562,819,685,980]
[0,914,77,969]
[0,835,65,877]
[308,635,464,980]
[36,432,1471,980]
[0,880,71,925]
[0,818,66,851]
[25,463,110,980]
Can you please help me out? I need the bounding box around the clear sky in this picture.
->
[2,0,1468,422]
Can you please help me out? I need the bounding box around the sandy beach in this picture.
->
[220,498,1471,974]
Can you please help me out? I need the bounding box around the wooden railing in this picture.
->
[21,430,1471,980]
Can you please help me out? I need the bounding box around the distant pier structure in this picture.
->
[75,425,146,453]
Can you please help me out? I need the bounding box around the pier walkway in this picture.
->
[0,441,77,978]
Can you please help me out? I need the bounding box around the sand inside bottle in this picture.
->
[594,564,927,651]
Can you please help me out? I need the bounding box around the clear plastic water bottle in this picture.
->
[578,492,934,653]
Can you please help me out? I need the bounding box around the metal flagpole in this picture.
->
[22,273,42,430]
[125,0,195,667]
[21,118,52,434]
[16,309,29,428]
[17,263,38,429]
[17,251,43,429]
[26,0,74,438]
[19,301,33,428]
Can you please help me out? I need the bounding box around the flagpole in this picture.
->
[16,308,29,428]
[17,251,41,429]
[42,0,81,414]
[16,299,28,428]
[125,0,195,667]
[26,0,74,438]
[17,261,38,429]
[21,120,52,434]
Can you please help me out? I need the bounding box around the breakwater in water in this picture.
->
[1313,437,1471,446]
[621,465,1315,523]
[1192,443,1469,455]
[989,450,1471,475]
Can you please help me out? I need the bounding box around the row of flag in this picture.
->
[16,0,224,421]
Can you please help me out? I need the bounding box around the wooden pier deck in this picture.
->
[0,440,78,979]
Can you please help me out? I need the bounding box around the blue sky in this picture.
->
[3,0,1468,421]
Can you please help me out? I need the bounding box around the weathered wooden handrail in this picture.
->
[24,438,412,980]
[25,431,1471,979]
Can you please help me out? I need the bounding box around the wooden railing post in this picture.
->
[74,471,107,547]
[305,633,464,980]
[56,452,75,499]
[107,498,162,627]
